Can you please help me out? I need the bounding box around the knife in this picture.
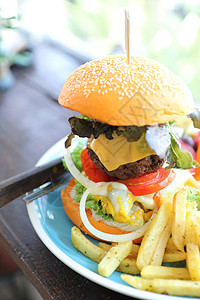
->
[0,157,70,208]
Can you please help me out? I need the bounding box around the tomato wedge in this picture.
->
[81,149,176,195]
[118,169,176,196]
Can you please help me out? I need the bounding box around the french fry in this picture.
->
[166,236,179,252]
[116,258,140,275]
[136,201,172,270]
[98,241,132,277]
[184,176,200,189]
[121,275,200,297]
[98,242,140,274]
[193,215,200,247]
[172,188,187,252]
[111,242,140,259]
[186,200,197,212]
[153,192,169,208]
[98,242,112,252]
[71,226,106,263]
[185,212,197,245]
[185,212,200,281]
[150,216,172,266]
[144,210,153,222]
[163,251,187,262]
[141,265,190,280]
[72,227,138,275]
[129,244,140,259]
[186,243,200,281]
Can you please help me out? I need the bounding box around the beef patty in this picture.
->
[87,148,164,180]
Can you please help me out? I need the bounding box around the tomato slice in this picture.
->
[119,169,176,196]
[80,148,114,182]
[118,171,159,185]
[81,149,176,195]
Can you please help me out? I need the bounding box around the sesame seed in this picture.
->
[62,54,193,120]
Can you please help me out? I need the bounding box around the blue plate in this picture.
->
[26,138,196,300]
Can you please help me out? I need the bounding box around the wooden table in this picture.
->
[0,41,136,299]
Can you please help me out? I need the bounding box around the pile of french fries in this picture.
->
[71,178,200,297]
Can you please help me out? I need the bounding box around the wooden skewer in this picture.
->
[125,9,131,64]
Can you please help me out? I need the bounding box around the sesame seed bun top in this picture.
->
[58,55,194,126]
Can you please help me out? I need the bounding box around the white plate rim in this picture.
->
[26,138,197,300]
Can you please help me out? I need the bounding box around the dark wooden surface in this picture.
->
[0,156,65,207]
[0,41,136,300]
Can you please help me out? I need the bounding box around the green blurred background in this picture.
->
[62,0,200,103]
[1,0,200,102]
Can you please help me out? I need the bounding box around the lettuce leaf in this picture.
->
[86,199,114,220]
[166,132,199,169]
[73,181,88,202]
[116,125,147,142]
[64,133,74,149]
[187,187,200,210]
[188,108,200,129]
[62,138,86,172]
[144,122,198,170]
[74,182,114,220]
[69,116,115,140]
[69,116,148,142]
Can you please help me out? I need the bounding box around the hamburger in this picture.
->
[58,55,200,243]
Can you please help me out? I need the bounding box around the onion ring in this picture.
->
[80,182,157,242]
[64,147,96,189]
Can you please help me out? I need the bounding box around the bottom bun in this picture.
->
[61,178,142,243]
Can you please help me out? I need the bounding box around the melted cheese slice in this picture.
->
[88,132,156,171]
